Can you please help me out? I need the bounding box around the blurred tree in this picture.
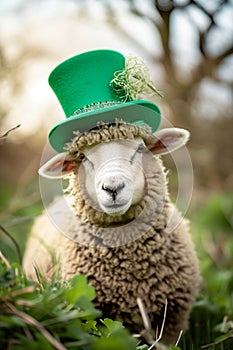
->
[98,0,233,191]
[0,14,49,184]
[0,0,232,191]
[0,38,46,129]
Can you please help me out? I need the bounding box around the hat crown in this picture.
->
[49,49,126,118]
[48,49,161,153]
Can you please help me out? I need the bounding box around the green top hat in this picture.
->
[48,49,161,152]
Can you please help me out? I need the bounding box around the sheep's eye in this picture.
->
[79,153,87,161]
[136,143,145,153]
[80,153,94,168]
[130,143,145,163]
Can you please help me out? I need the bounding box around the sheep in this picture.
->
[23,121,200,346]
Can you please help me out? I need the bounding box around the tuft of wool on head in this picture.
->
[65,119,156,156]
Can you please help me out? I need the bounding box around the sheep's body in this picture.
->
[23,124,200,345]
[24,197,199,345]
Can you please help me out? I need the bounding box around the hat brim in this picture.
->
[49,100,161,152]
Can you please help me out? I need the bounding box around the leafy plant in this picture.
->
[1,192,233,349]
[0,255,138,350]
[182,193,233,350]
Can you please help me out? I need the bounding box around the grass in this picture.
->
[0,258,137,350]
[182,192,233,349]
[0,179,233,349]
[0,178,42,263]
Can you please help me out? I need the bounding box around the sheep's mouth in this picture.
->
[101,202,131,216]
[105,203,126,209]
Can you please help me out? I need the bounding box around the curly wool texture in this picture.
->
[65,120,156,156]
[23,123,200,345]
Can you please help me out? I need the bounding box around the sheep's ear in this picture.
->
[38,152,79,179]
[148,128,190,155]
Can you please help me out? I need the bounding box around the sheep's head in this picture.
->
[39,127,189,218]
[77,138,147,216]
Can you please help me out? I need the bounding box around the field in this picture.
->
[0,179,232,350]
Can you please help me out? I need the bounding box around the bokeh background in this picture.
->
[0,0,232,348]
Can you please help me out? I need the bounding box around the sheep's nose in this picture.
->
[102,183,125,201]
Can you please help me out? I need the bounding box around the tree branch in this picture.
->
[0,124,20,138]
[213,44,233,66]
[192,0,230,58]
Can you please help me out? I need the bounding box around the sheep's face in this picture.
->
[78,139,146,216]
[39,127,190,217]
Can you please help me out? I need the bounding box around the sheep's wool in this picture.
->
[63,121,168,247]
[64,155,167,247]
[23,122,200,345]
[65,120,156,155]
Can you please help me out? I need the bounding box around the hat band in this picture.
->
[71,101,151,131]
[72,101,122,117]
[71,101,149,130]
